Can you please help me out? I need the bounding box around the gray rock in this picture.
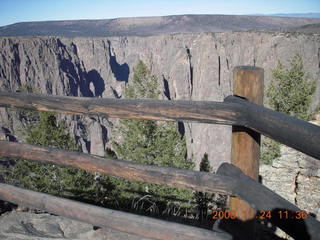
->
[89,120,105,157]
[260,145,320,220]
[79,137,89,154]
[0,211,150,240]
[260,143,320,240]
[0,128,6,141]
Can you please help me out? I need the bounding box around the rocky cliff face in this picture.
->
[261,144,320,221]
[0,32,320,169]
[0,211,148,240]
[260,141,320,239]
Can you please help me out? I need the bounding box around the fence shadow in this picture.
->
[214,208,311,240]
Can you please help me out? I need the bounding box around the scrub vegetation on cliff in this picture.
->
[110,60,198,219]
[261,54,316,164]
[2,111,116,207]
[267,54,316,121]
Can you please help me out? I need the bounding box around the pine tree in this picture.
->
[113,60,193,169]
[262,54,316,164]
[266,54,316,121]
[194,153,212,222]
[111,60,194,214]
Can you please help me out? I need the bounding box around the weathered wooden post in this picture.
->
[230,66,264,236]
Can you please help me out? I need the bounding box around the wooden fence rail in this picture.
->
[0,141,234,196]
[0,141,319,239]
[0,91,319,159]
[226,96,320,160]
[0,183,231,240]
[0,91,243,124]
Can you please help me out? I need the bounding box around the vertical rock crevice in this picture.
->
[71,42,78,55]
[293,171,300,206]
[218,56,221,86]
[11,43,21,90]
[110,86,121,98]
[318,48,320,68]
[178,121,185,138]
[162,75,171,100]
[186,47,193,97]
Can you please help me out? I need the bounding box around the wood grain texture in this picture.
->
[224,96,320,160]
[0,183,231,240]
[232,66,264,105]
[230,67,263,226]
[0,91,244,125]
[0,141,235,196]
[217,163,320,240]
[0,91,319,160]
[231,66,264,179]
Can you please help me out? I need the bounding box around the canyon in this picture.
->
[0,14,320,239]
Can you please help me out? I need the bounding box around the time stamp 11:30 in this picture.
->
[211,210,309,220]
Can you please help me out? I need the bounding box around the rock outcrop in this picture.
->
[89,120,105,157]
[0,211,149,240]
[260,145,320,220]
[260,140,320,240]
[0,32,320,169]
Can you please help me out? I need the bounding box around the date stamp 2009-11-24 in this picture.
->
[211,209,309,220]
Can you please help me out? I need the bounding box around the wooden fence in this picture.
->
[0,66,319,239]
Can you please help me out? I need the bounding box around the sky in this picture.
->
[0,0,320,27]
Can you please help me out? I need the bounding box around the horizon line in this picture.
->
[1,12,320,28]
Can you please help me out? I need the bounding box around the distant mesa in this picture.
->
[1,14,320,37]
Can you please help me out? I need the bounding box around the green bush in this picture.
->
[266,54,316,121]
[194,153,213,222]
[261,137,281,165]
[4,112,118,206]
[26,112,78,150]
[262,54,316,164]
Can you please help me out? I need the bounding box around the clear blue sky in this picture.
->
[1,0,319,27]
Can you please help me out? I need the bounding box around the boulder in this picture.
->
[0,211,150,240]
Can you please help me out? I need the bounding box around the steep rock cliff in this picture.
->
[261,145,320,221]
[0,32,319,169]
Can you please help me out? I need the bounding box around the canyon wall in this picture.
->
[0,32,319,169]
[261,143,320,221]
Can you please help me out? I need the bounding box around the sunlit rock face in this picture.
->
[0,211,147,240]
[260,144,320,221]
[0,32,320,169]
